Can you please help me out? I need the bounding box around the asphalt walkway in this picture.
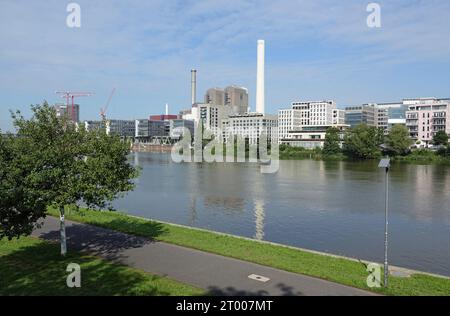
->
[32,216,377,296]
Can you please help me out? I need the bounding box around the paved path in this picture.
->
[32,217,377,296]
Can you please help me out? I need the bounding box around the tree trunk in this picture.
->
[60,206,67,256]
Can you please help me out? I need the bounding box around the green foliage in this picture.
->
[323,127,341,156]
[0,103,139,239]
[386,125,413,156]
[433,130,449,146]
[438,146,450,157]
[343,124,383,159]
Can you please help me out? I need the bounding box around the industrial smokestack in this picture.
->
[191,69,197,106]
[165,103,169,116]
[256,40,265,114]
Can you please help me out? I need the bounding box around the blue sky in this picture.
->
[1,0,450,131]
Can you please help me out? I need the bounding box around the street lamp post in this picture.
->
[378,158,391,287]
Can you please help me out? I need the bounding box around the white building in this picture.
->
[198,103,232,137]
[222,113,278,145]
[282,124,349,149]
[333,109,346,125]
[405,98,450,145]
[278,100,338,143]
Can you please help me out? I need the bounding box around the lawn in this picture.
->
[0,236,204,296]
[47,207,450,296]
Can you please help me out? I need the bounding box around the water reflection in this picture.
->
[117,153,450,276]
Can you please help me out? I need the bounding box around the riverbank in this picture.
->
[0,236,204,296]
[47,207,450,296]
[280,146,450,165]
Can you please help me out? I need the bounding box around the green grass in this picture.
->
[0,236,204,296]
[47,207,450,296]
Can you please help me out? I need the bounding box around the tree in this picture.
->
[433,130,449,146]
[386,125,412,156]
[343,124,383,159]
[323,127,341,156]
[0,133,50,239]
[0,103,139,255]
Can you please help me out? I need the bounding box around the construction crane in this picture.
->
[100,88,116,121]
[55,91,94,122]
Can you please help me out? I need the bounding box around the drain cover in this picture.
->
[248,274,270,283]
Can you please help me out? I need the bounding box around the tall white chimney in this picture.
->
[165,103,169,116]
[191,69,197,106]
[256,40,265,114]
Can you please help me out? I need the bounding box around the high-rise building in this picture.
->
[405,98,450,145]
[54,103,80,122]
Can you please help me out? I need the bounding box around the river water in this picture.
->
[113,152,450,276]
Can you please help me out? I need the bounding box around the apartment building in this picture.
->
[405,98,450,144]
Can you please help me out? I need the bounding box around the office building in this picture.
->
[281,124,349,149]
[222,113,278,145]
[333,109,346,125]
[135,119,166,142]
[278,101,338,142]
[344,104,377,128]
[198,103,232,137]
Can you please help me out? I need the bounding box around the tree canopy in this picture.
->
[0,103,139,241]
[386,125,412,156]
[433,130,449,146]
[343,124,384,159]
[323,127,341,156]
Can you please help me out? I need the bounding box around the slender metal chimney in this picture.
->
[191,69,197,106]
[256,40,265,114]
[165,103,169,116]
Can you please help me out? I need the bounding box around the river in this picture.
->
[113,152,450,276]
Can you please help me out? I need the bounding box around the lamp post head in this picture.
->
[378,158,391,169]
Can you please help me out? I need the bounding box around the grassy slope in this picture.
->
[47,208,450,296]
[0,236,203,296]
